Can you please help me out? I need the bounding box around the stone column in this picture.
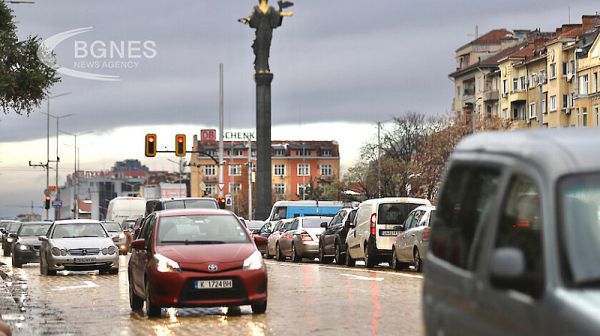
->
[255,73,274,221]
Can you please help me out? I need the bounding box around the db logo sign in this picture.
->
[201,129,216,141]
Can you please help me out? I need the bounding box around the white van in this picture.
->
[106,197,146,225]
[345,197,431,267]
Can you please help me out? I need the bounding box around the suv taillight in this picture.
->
[370,213,377,236]
[300,231,313,241]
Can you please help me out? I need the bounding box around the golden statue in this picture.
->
[240,0,294,74]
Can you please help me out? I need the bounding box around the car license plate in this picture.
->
[195,279,233,289]
[380,230,400,236]
[74,257,96,263]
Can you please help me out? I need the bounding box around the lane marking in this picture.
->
[51,280,99,291]
[342,274,384,281]
[264,261,423,279]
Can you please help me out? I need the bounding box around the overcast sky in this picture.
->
[1,0,599,218]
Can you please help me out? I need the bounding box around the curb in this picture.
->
[0,262,22,335]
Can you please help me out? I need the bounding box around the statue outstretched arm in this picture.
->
[280,11,294,17]
[239,8,256,24]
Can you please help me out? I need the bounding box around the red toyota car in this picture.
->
[128,208,268,317]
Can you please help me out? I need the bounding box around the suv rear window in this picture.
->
[163,199,218,210]
[303,218,329,228]
[378,203,421,225]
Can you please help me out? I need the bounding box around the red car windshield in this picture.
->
[157,214,251,245]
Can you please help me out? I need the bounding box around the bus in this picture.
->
[265,200,348,222]
[106,197,146,225]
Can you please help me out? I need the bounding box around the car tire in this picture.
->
[40,255,56,276]
[345,244,355,267]
[251,300,267,314]
[318,243,332,264]
[413,248,422,272]
[145,279,161,317]
[291,244,301,262]
[392,247,403,270]
[364,244,376,268]
[335,242,345,265]
[276,244,285,262]
[13,258,22,268]
[129,276,144,310]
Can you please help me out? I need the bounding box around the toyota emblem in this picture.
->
[208,264,218,272]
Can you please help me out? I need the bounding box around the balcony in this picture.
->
[509,90,527,102]
[483,90,499,102]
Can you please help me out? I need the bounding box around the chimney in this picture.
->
[582,15,597,32]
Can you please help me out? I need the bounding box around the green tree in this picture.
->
[295,177,325,201]
[1,1,60,115]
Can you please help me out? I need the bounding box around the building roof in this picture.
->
[456,29,513,52]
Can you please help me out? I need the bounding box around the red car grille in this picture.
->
[178,277,248,303]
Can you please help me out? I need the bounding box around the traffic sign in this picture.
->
[52,200,62,208]
[200,182,206,191]
[225,194,232,206]
[218,183,225,191]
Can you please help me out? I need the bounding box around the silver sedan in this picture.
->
[39,220,120,275]
[276,216,331,262]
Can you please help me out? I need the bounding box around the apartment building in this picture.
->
[190,135,340,201]
[451,15,600,129]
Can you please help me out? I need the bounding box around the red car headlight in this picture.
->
[153,254,182,273]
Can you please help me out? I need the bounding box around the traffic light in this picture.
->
[175,134,186,157]
[217,197,226,209]
[145,134,157,157]
[45,195,51,210]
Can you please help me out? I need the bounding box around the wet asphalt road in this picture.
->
[0,251,424,336]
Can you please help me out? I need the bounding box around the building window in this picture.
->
[550,95,556,111]
[512,78,519,92]
[513,107,519,120]
[274,183,286,195]
[563,95,569,109]
[234,149,244,157]
[322,149,332,157]
[520,76,526,91]
[205,150,216,157]
[274,164,286,176]
[562,62,568,76]
[229,164,242,176]
[229,183,242,193]
[297,183,309,196]
[529,74,536,88]
[595,105,599,126]
[581,75,589,95]
[542,100,546,114]
[502,79,508,94]
[297,163,310,176]
[204,165,216,176]
[577,108,580,127]
[320,164,333,176]
[477,77,482,93]
[529,102,536,119]
[571,93,576,108]
[593,72,598,93]
[549,63,556,79]
[295,149,311,156]
[251,150,256,157]
[503,108,509,119]
[583,108,588,127]
[570,60,575,74]
[274,149,285,156]
[540,70,547,84]
[457,85,461,99]
[493,77,499,91]
[204,183,216,196]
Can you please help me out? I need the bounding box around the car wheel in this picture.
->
[276,244,285,262]
[364,244,376,268]
[335,242,346,265]
[129,276,144,310]
[414,248,422,272]
[392,247,403,270]
[318,243,332,264]
[345,244,355,267]
[291,244,301,262]
[145,279,161,317]
[13,258,22,268]
[39,255,47,275]
[251,300,267,314]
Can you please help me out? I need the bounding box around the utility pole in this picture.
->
[218,63,224,198]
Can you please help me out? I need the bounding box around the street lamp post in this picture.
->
[44,92,71,219]
[60,130,92,219]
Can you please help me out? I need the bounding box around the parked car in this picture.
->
[38,219,120,275]
[391,205,435,272]
[101,221,129,255]
[345,197,431,268]
[264,219,294,259]
[275,216,331,262]
[318,208,357,265]
[423,128,600,336]
[2,222,22,256]
[128,208,268,317]
[0,220,18,239]
[12,222,52,268]
[246,220,265,234]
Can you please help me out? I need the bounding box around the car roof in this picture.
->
[155,208,235,217]
[361,197,431,205]
[53,219,102,225]
[455,128,600,177]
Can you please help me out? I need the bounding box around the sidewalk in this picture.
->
[0,262,22,336]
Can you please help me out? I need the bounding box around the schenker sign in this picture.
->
[201,129,255,141]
